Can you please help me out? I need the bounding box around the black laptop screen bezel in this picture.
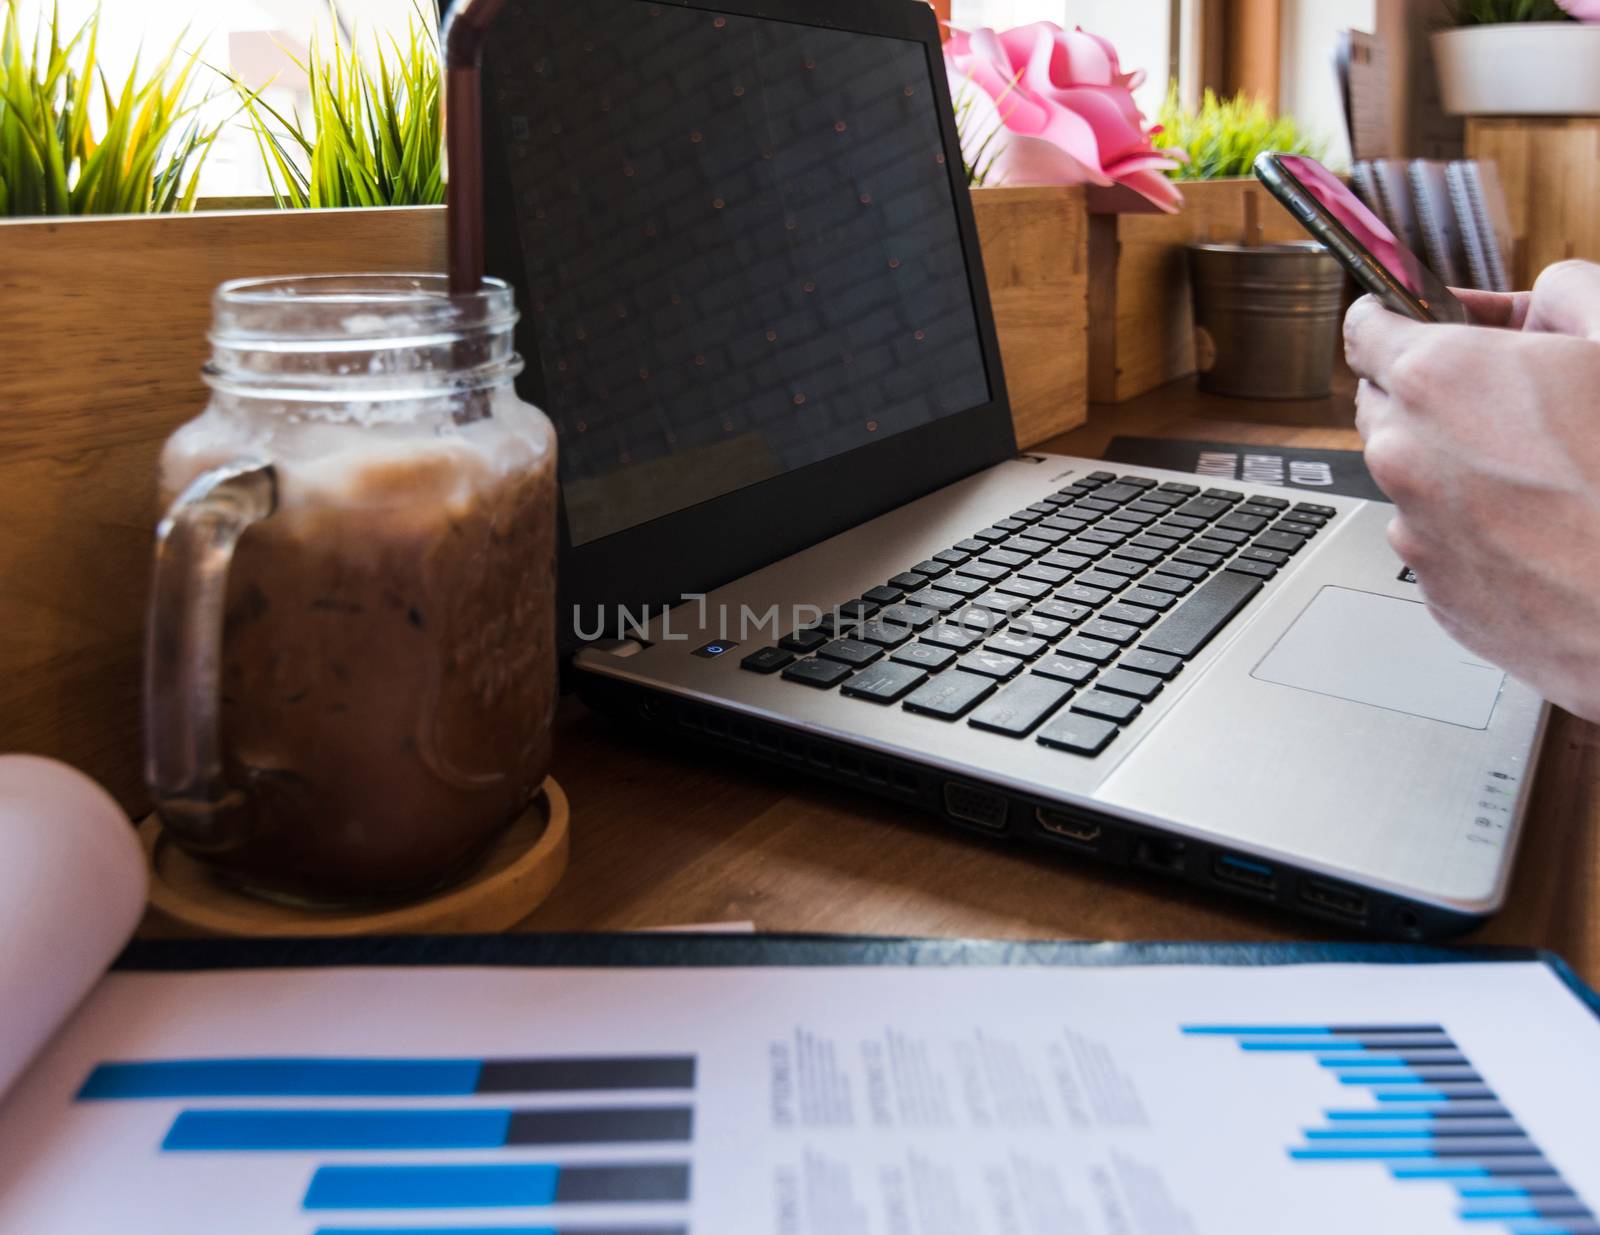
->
[480,0,1018,642]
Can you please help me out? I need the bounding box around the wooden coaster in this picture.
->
[137,777,569,939]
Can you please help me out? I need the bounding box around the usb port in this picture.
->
[1036,807,1102,847]
[1213,854,1277,895]
[1300,877,1368,921]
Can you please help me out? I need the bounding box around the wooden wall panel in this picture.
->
[1466,118,1600,290]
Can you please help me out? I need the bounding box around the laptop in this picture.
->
[479,0,1548,939]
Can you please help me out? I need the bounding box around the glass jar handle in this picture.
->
[143,459,277,851]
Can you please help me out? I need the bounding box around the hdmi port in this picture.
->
[1300,877,1369,921]
[1213,854,1278,896]
[1036,807,1102,847]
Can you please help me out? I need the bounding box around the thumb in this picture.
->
[1526,260,1600,341]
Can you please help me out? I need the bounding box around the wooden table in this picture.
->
[522,375,1600,988]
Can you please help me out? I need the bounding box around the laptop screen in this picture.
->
[487,1,995,548]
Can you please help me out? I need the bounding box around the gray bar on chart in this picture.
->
[477,1058,696,1093]
[507,1107,692,1145]
[554,1164,692,1204]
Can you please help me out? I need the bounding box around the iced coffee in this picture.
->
[146,276,558,905]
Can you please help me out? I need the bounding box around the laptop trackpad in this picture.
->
[1252,586,1505,729]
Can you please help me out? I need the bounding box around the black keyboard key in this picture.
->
[783,657,852,688]
[1154,518,1201,535]
[1140,571,1263,659]
[1254,531,1308,554]
[1140,491,1187,508]
[817,638,881,667]
[1058,583,1112,607]
[1118,475,1159,490]
[1206,527,1251,546]
[1096,668,1165,702]
[1075,497,1119,514]
[993,518,1027,533]
[1125,500,1169,516]
[1140,574,1193,596]
[957,560,1010,583]
[1121,587,1176,612]
[1085,471,1117,484]
[920,623,983,651]
[1121,649,1183,679]
[995,577,1053,601]
[1152,560,1208,582]
[838,599,878,621]
[1079,528,1127,546]
[1292,503,1337,518]
[1020,563,1073,586]
[863,585,905,605]
[1073,572,1129,594]
[966,592,1027,618]
[780,628,829,653]
[974,526,1012,543]
[958,650,1025,680]
[954,538,989,554]
[1204,488,1244,503]
[1248,495,1290,511]
[1019,525,1070,546]
[938,573,989,597]
[1040,552,1092,573]
[1040,516,1090,534]
[1099,519,1144,537]
[1057,635,1120,665]
[1158,481,1200,496]
[1216,512,1269,534]
[1110,545,1163,565]
[1239,546,1289,566]
[1025,503,1058,518]
[1032,656,1097,685]
[1175,549,1224,568]
[903,670,997,719]
[889,571,928,590]
[1100,602,1160,628]
[969,675,1075,737]
[983,548,1031,569]
[1059,539,1110,560]
[1011,614,1069,641]
[843,661,929,703]
[858,620,917,647]
[1111,510,1157,528]
[1073,690,1143,723]
[986,633,1047,660]
[741,647,795,674]
[1038,712,1119,756]
[1176,497,1231,521]
[1080,618,1140,646]
[877,604,938,630]
[1035,599,1092,624]
[1001,535,1051,557]
[1190,537,1237,556]
[911,559,951,579]
[1093,483,1143,504]
[1010,507,1045,524]
[905,587,965,613]
[891,642,958,672]
[1225,558,1279,580]
[1237,504,1282,521]
[1274,520,1321,538]
[1134,534,1181,552]
[934,550,972,569]
[1095,559,1146,580]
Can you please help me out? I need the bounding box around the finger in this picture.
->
[1451,287,1530,330]
[1343,294,1431,387]
[1353,377,1391,443]
[1527,259,1600,340]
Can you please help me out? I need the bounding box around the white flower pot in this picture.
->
[1433,23,1600,116]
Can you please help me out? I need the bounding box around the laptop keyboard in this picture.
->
[739,472,1337,758]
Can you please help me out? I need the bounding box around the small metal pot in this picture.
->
[1187,241,1346,400]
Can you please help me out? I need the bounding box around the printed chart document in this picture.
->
[1,959,1596,1234]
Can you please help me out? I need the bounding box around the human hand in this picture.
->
[1344,259,1600,720]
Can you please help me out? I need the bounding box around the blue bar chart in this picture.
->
[74,1055,697,1231]
[1182,1025,1595,1235]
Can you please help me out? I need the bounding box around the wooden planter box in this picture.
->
[0,194,1085,814]
[969,185,1089,448]
[1087,179,1306,403]
[0,206,446,814]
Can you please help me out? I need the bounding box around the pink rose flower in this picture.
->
[945,21,1183,212]
[1557,0,1600,18]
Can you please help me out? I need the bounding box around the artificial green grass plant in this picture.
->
[1151,85,1324,182]
[0,0,219,216]
[230,4,442,209]
[1448,0,1573,24]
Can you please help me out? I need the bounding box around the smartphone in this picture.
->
[1254,152,1467,324]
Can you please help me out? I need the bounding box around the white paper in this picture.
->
[0,961,1595,1234]
[0,756,147,1101]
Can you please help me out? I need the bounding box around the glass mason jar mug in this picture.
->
[145,275,558,905]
